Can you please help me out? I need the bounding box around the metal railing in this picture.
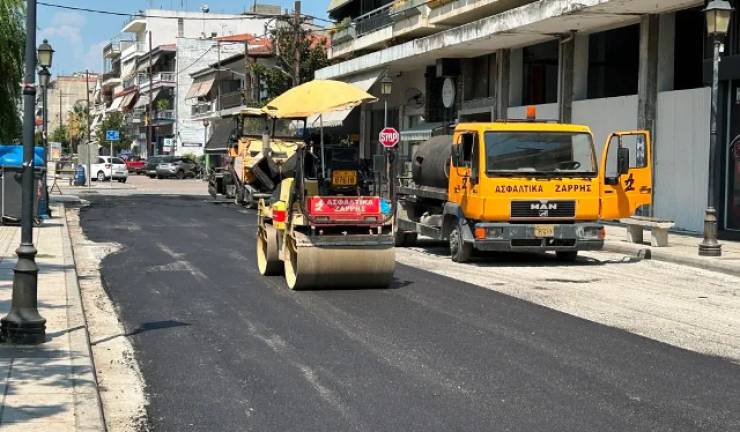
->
[219,91,243,110]
[136,72,176,88]
[155,110,175,121]
[192,102,214,116]
[355,2,394,36]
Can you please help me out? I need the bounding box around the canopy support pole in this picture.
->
[320,114,326,179]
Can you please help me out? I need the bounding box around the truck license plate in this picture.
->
[534,224,554,238]
[332,170,357,186]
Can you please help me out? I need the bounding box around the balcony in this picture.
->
[332,25,357,45]
[122,15,146,33]
[121,41,147,61]
[356,3,393,37]
[390,0,426,20]
[137,72,176,92]
[154,109,175,122]
[192,102,214,116]
[428,0,538,27]
[103,42,121,59]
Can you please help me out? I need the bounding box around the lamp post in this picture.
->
[1,0,46,344]
[699,0,734,257]
[380,73,393,128]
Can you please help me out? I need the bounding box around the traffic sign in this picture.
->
[379,127,400,148]
[106,130,120,141]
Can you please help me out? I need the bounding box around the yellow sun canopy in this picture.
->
[262,80,378,119]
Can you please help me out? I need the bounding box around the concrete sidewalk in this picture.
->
[603,224,740,277]
[0,203,105,431]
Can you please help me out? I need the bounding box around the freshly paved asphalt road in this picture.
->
[80,193,740,432]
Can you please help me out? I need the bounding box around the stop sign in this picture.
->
[379,127,400,148]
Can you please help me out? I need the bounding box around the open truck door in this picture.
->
[599,130,653,220]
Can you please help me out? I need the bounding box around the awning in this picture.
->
[134,89,160,108]
[137,54,161,73]
[306,69,384,128]
[205,118,234,153]
[121,92,138,110]
[400,122,445,142]
[186,76,215,99]
[106,96,124,112]
[328,0,353,12]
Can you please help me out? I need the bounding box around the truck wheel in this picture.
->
[450,226,473,263]
[556,251,578,262]
[393,228,416,247]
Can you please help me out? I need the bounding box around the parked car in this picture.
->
[125,156,146,174]
[90,156,128,182]
[155,156,200,179]
[145,156,170,178]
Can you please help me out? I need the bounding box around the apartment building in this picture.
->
[98,8,274,157]
[39,73,98,136]
[316,0,734,235]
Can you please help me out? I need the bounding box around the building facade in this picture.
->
[95,8,274,157]
[317,0,734,235]
[40,73,98,137]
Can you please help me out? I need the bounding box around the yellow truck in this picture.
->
[394,114,652,262]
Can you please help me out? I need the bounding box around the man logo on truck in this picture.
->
[531,202,558,217]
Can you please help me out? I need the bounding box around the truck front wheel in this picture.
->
[449,226,473,263]
[556,251,578,262]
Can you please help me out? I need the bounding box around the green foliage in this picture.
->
[66,102,89,152]
[155,98,171,111]
[251,26,331,101]
[50,124,68,152]
[0,0,24,143]
[95,112,132,153]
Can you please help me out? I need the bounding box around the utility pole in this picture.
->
[293,1,301,87]
[85,70,92,188]
[146,31,154,156]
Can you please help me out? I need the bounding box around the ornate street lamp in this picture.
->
[699,0,734,257]
[381,73,393,127]
[37,38,54,69]
[1,0,46,344]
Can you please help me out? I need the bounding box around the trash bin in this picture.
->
[0,146,45,224]
[73,164,86,186]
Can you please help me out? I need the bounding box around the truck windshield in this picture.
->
[241,117,304,139]
[484,132,596,177]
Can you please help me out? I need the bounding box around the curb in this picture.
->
[603,241,740,278]
[58,202,108,431]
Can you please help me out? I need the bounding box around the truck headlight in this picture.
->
[583,226,605,240]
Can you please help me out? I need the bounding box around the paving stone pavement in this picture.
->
[0,203,105,431]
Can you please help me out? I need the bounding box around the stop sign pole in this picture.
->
[379,127,400,200]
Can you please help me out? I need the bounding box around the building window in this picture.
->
[178,18,184,37]
[463,54,495,101]
[523,40,559,105]
[675,7,705,90]
[588,24,640,99]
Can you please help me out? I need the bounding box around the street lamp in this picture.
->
[1,0,46,344]
[699,0,734,257]
[381,73,393,127]
[37,38,54,69]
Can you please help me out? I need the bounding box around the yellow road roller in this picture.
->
[257,143,395,290]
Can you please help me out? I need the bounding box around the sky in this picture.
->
[36,0,330,79]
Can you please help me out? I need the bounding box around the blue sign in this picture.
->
[106,130,120,141]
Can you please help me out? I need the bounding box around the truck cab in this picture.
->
[396,117,652,262]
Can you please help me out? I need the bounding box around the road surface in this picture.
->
[78,191,740,432]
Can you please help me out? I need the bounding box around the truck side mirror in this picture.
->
[451,145,460,166]
[617,147,630,175]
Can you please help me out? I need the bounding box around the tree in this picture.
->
[0,0,24,142]
[95,112,131,153]
[66,102,88,152]
[251,25,331,101]
[50,124,69,152]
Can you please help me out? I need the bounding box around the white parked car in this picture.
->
[90,156,128,183]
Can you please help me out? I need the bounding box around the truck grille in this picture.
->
[511,200,576,218]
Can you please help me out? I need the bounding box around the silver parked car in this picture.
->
[155,156,200,179]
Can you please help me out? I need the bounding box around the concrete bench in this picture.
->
[619,217,676,247]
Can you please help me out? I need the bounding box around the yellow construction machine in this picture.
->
[256,80,396,290]
[225,108,302,207]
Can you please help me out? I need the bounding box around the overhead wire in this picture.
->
[37,1,335,24]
